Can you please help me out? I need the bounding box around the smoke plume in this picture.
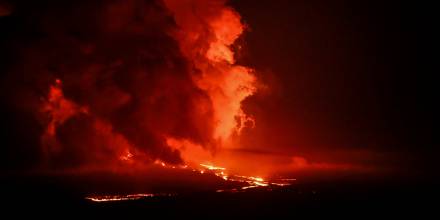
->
[1,0,256,170]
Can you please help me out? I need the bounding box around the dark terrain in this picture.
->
[1,169,437,218]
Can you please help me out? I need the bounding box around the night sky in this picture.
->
[232,0,437,174]
[0,0,437,178]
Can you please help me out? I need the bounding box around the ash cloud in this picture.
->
[1,0,221,169]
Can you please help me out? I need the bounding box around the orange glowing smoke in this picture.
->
[38,0,259,172]
[41,79,88,155]
[164,0,257,143]
[40,79,138,167]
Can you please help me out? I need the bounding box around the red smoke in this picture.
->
[0,0,371,178]
[27,0,257,171]
[163,0,257,161]
[40,79,88,159]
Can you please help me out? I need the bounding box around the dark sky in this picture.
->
[229,0,437,170]
[0,0,437,175]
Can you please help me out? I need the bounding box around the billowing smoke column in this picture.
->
[163,0,256,141]
[5,0,256,169]
[163,0,257,161]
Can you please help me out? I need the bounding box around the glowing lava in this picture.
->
[85,162,295,203]
[199,164,226,171]
[197,163,272,190]
[85,193,174,202]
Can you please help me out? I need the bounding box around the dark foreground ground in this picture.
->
[1,170,438,218]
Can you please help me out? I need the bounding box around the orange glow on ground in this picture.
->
[85,193,174,202]
[84,161,296,202]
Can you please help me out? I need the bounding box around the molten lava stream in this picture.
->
[85,162,296,202]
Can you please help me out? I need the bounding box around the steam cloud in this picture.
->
[1,0,256,170]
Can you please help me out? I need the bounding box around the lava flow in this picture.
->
[197,163,295,191]
[153,161,295,189]
[85,162,295,203]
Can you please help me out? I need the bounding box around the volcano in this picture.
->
[0,0,436,217]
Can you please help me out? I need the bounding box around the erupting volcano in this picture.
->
[1,0,434,217]
[32,0,299,198]
[37,0,258,171]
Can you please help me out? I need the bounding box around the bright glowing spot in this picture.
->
[85,194,174,203]
[200,164,226,170]
[120,150,133,161]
